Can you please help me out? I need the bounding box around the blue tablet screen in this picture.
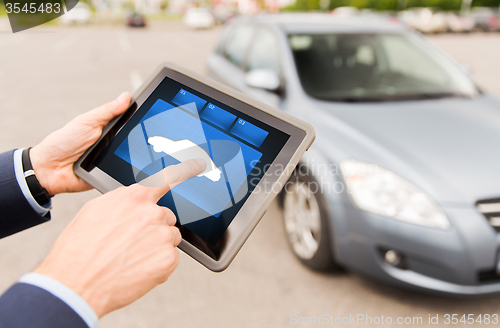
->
[93,77,289,246]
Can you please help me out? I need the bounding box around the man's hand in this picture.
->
[34,158,207,318]
[30,92,131,196]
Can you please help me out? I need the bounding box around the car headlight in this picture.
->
[340,160,450,229]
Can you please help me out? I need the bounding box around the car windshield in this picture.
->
[289,33,479,102]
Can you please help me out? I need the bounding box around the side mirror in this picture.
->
[245,69,281,92]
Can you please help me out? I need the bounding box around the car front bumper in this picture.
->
[330,199,500,295]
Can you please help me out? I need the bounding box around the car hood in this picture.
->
[308,94,500,205]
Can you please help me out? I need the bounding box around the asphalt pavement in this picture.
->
[1,21,500,328]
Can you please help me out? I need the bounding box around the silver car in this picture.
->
[207,13,500,295]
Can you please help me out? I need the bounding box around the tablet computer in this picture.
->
[74,63,315,271]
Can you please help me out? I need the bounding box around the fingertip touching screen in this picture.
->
[86,76,290,247]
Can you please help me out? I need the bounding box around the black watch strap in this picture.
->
[22,148,52,206]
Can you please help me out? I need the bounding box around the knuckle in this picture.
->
[164,208,177,225]
[161,227,173,243]
[170,249,180,267]
[171,227,182,246]
[156,249,178,278]
[162,248,179,270]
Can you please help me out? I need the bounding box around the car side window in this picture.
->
[223,25,255,67]
[246,28,281,74]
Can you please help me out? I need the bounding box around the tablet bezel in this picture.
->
[74,62,315,271]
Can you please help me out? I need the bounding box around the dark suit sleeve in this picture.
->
[0,283,88,328]
[0,150,50,239]
[0,152,91,327]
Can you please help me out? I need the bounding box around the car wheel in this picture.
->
[280,168,340,271]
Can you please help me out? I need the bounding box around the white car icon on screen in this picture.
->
[148,135,222,182]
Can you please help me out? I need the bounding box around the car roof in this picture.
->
[230,13,410,34]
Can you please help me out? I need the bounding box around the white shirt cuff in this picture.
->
[13,148,52,216]
[19,273,99,328]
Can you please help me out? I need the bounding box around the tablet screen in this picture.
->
[90,76,290,246]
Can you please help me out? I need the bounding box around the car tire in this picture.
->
[279,166,341,272]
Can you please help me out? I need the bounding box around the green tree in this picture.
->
[472,0,500,6]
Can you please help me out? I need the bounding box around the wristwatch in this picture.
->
[22,148,52,206]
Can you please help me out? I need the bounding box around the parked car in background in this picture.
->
[213,4,237,24]
[469,7,499,31]
[60,2,92,25]
[207,13,500,295]
[444,12,475,33]
[183,8,215,29]
[398,8,448,33]
[125,12,146,27]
